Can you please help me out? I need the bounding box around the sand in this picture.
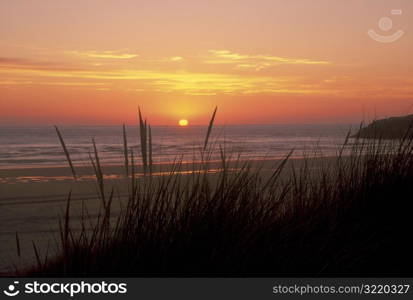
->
[0,156,336,274]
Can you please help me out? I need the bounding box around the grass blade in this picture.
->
[149,125,153,174]
[138,107,148,173]
[123,124,129,177]
[15,232,21,258]
[32,241,42,269]
[204,106,217,151]
[55,126,77,180]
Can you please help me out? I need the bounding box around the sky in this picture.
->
[0,0,412,125]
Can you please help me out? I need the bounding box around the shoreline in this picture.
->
[0,155,343,202]
[0,155,340,178]
[0,155,340,274]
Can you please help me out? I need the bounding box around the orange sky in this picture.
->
[0,0,412,125]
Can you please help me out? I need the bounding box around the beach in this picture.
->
[0,156,339,274]
[0,124,356,274]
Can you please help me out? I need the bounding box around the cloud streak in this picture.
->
[66,50,139,59]
[0,60,321,95]
[2,53,405,99]
[0,57,85,72]
[206,50,331,70]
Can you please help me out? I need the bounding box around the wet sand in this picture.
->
[0,157,336,274]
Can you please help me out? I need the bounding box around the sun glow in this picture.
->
[179,119,189,126]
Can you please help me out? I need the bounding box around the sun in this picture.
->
[179,119,189,127]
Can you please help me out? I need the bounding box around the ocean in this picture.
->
[0,123,357,273]
[0,124,355,169]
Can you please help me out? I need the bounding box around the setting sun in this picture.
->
[179,119,189,127]
[1,0,413,282]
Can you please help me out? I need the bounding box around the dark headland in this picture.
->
[355,114,413,139]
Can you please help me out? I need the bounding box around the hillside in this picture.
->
[355,114,413,139]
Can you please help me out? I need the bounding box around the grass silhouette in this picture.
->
[17,109,413,276]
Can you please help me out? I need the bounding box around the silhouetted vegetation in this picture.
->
[355,114,413,139]
[17,109,413,277]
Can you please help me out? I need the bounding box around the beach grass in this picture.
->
[15,110,413,276]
